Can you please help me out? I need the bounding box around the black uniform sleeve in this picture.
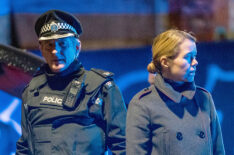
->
[208,93,225,155]
[126,96,151,155]
[16,91,31,155]
[102,81,127,155]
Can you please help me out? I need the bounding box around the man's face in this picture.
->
[165,39,198,83]
[40,37,80,73]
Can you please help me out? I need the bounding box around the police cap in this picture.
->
[35,10,83,41]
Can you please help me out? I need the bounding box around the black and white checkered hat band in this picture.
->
[40,22,78,35]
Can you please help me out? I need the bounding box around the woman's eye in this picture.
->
[184,55,190,60]
[183,55,191,62]
[186,55,196,63]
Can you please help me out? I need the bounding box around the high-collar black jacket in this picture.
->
[126,74,225,155]
[16,61,127,155]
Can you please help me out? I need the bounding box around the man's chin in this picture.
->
[51,65,65,73]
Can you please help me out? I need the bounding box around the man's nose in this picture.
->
[52,43,61,55]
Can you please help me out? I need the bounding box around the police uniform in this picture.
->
[16,61,126,155]
[16,10,126,155]
[126,74,225,155]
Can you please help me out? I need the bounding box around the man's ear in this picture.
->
[160,56,170,69]
[75,39,81,57]
[76,39,81,50]
[38,41,42,51]
[76,44,81,51]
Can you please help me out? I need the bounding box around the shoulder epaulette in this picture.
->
[90,68,114,78]
[139,87,152,100]
[28,72,47,91]
[196,86,210,93]
[85,69,113,93]
[32,67,44,77]
[22,83,29,94]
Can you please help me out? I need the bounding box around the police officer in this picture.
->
[16,10,126,155]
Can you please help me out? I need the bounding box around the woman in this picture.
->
[126,29,225,155]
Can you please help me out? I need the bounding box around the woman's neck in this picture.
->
[163,77,193,92]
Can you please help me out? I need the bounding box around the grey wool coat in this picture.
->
[126,74,225,155]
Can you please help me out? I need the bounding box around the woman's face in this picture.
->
[165,39,198,83]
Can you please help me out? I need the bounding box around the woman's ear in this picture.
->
[160,56,169,69]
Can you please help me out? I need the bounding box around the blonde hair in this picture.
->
[147,29,196,74]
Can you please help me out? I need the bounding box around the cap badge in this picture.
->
[50,22,59,32]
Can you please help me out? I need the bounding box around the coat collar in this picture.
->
[153,74,196,103]
[44,60,84,79]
